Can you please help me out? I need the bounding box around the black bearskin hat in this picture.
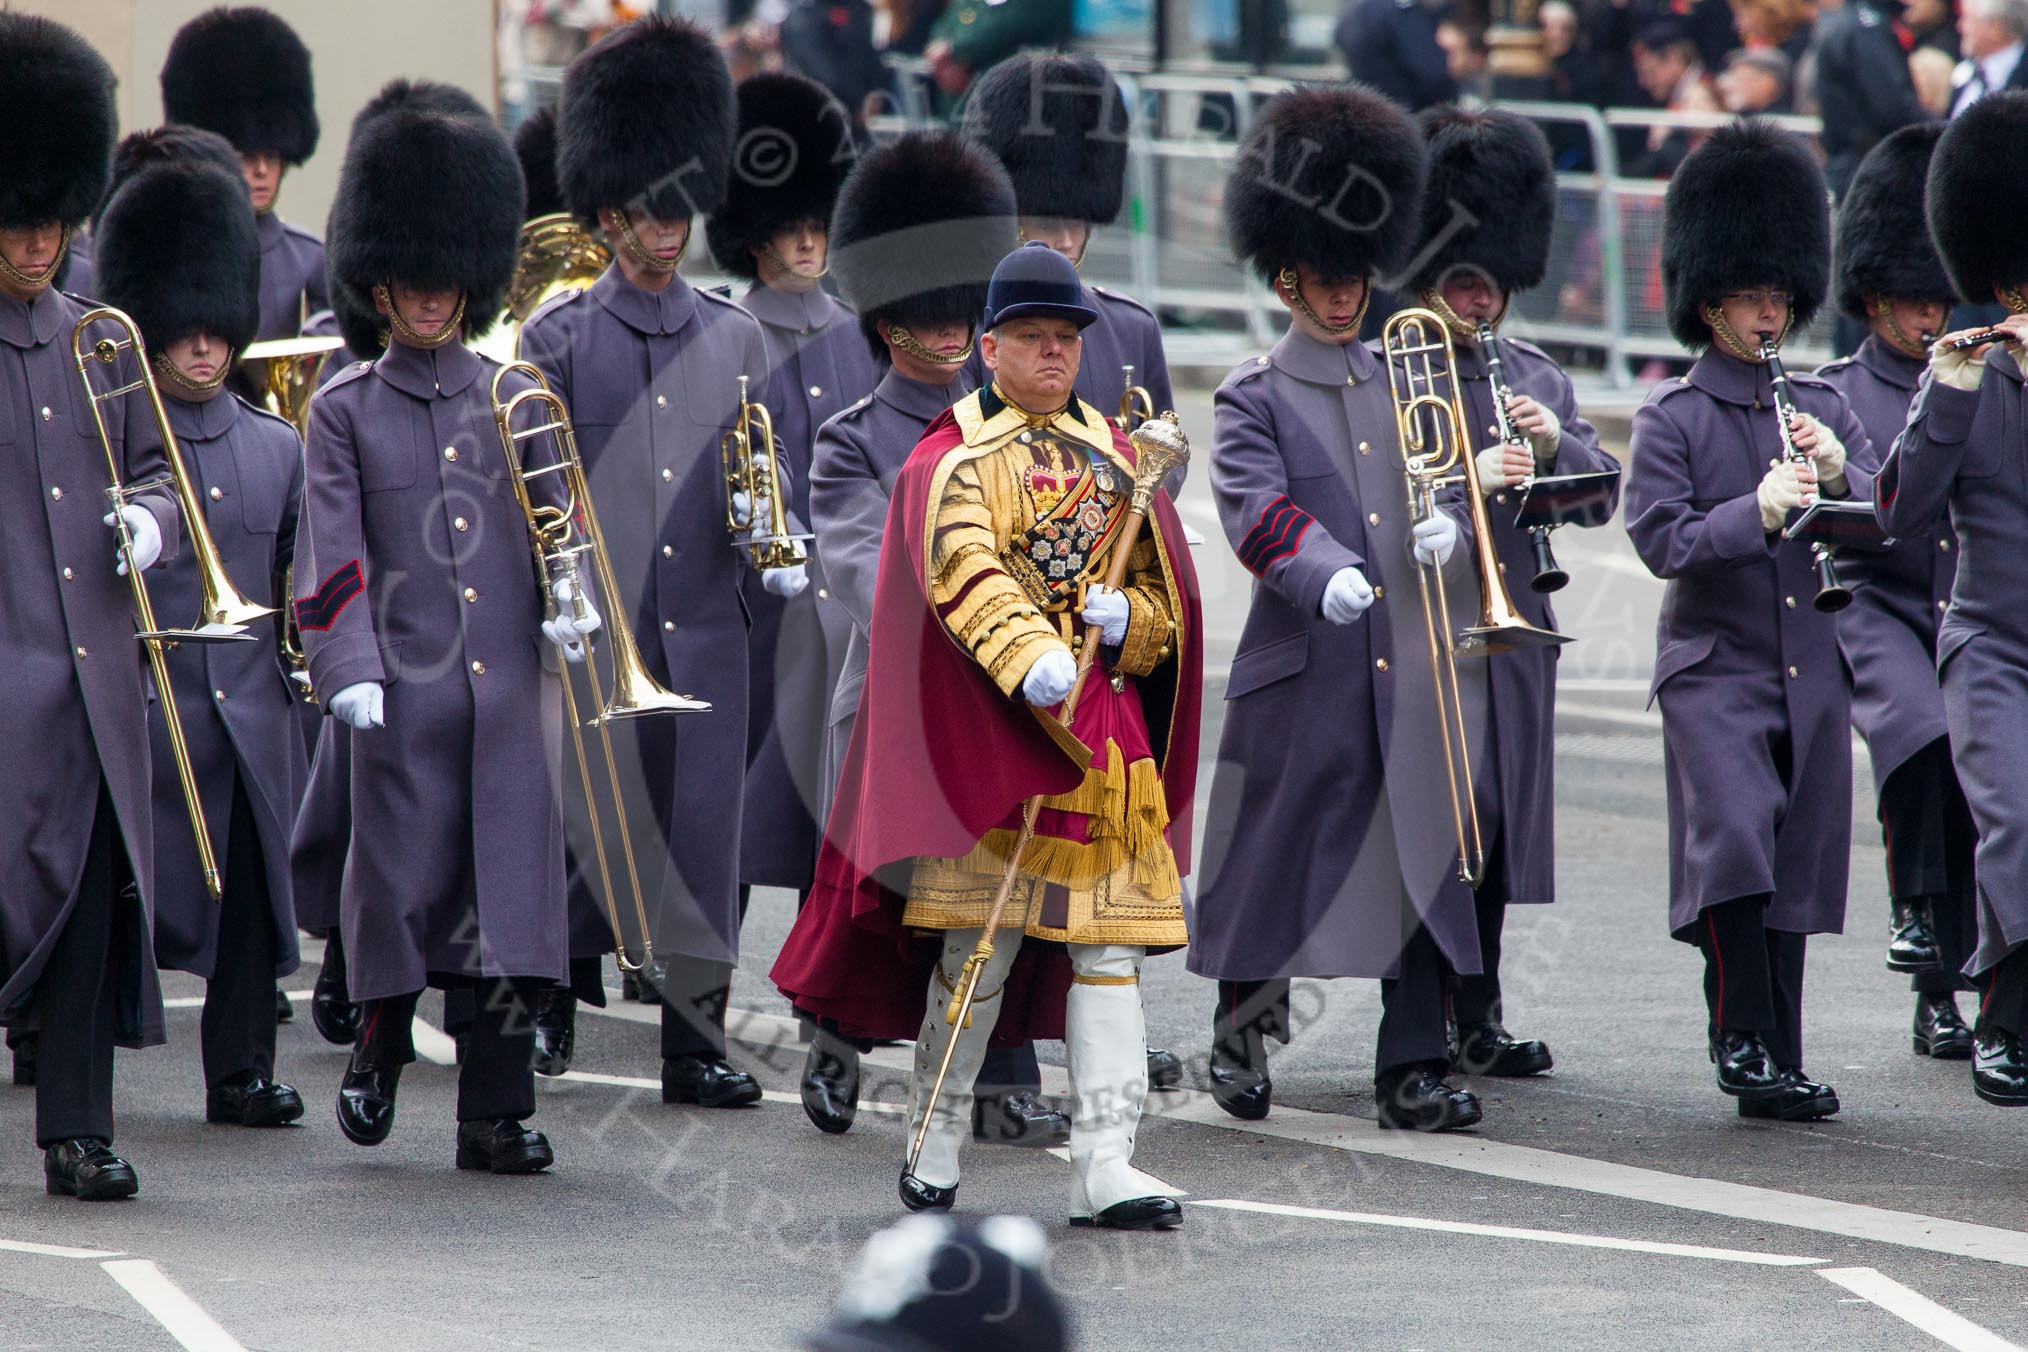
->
[1409,105,1556,295]
[1836,123,1956,319]
[962,52,1128,225]
[707,73,856,278]
[1225,85,1426,284]
[98,126,246,229]
[161,7,319,166]
[830,132,1018,363]
[326,80,523,357]
[97,160,260,354]
[514,109,564,220]
[1661,120,1829,349]
[0,14,116,231]
[558,16,734,223]
[1928,92,2028,305]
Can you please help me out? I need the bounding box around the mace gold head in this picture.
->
[1127,410,1188,511]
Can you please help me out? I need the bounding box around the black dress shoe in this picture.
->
[336,1053,404,1146]
[11,1035,36,1087]
[1209,1051,1272,1121]
[275,987,294,1025]
[1072,1196,1185,1230]
[531,987,576,1078]
[1738,1071,1840,1121]
[1887,899,1942,973]
[972,1090,1071,1147]
[1973,1030,2028,1106]
[454,1119,554,1174]
[898,1171,956,1212]
[800,1037,859,1135]
[1709,1031,1785,1100]
[1453,1021,1555,1077]
[662,1054,763,1108]
[206,1072,305,1127]
[1375,1066,1482,1132]
[44,1140,138,1200]
[310,980,361,1047]
[1147,1046,1183,1091]
[622,961,668,1004]
[1914,995,1975,1060]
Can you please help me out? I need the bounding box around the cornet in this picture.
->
[491,362,710,973]
[240,334,345,437]
[74,306,280,900]
[1115,363,1156,434]
[720,375,810,570]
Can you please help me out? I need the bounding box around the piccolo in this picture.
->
[1943,328,2015,351]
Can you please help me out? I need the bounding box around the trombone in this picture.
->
[1384,308,1571,886]
[490,362,711,973]
[1115,363,1156,434]
[73,306,280,900]
[720,375,811,570]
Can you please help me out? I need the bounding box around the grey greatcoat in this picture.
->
[518,266,772,965]
[738,283,878,889]
[1876,348,2028,974]
[255,211,326,340]
[296,340,567,1002]
[148,392,305,978]
[289,719,348,936]
[1625,349,1874,939]
[0,290,183,1048]
[1454,336,1620,905]
[1189,327,1489,983]
[808,366,973,830]
[1818,336,1955,794]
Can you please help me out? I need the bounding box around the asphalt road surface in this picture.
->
[3,386,2024,1352]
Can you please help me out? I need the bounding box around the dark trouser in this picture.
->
[317,926,350,1000]
[1454,827,1512,1027]
[1697,894,1808,1070]
[1978,943,2028,1038]
[201,778,279,1088]
[1378,924,1452,1077]
[35,784,131,1147]
[1214,977,1293,1066]
[977,1042,1042,1099]
[362,978,540,1121]
[659,885,759,1060]
[1880,736,1978,995]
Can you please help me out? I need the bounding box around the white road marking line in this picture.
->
[1816,1267,2024,1351]
[101,1259,248,1352]
[1047,1146,1187,1197]
[1193,1198,1823,1266]
[0,1239,123,1259]
[162,989,315,1011]
[409,1017,458,1066]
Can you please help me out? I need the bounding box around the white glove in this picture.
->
[1506,394,1562,461]
[105,506,161,576]
[541,577,602,663]
[1789,413,1846,489]
[1080,583,1130,646]
[1411,513,1459,567]
[1321,565,1375,624]
[328,681,385,731]
[1020,646,1077,708]
[762,563,810,598]
[1931,335,1995,392]
[732,490,773,531]
[1757,458,1816,532]
[1474,443,1533,492]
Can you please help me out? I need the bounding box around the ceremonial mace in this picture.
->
[906,412,1191,1177]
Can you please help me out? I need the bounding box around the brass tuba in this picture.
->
[491,362,710,972]
[240,334,345,437]
[1384,308,1571,886]
[74,306,280,900]
[1115,363,1156,433]
[720,374,811,570]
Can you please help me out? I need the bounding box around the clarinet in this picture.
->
[1479,322,1567,593]
[1759,333,1850,612]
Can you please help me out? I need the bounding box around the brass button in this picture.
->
[656,395,668,409]
[1787,665,1800,678]
[50,486,61,500]
[1785,596,1796,609]
[1488,425,1500,438]
[1939,539,1951,552]
[61,567,73,580]
[662,620,675,632]
[209,486,223,501]
[75,646,87,659]
[1256,356,1268,366]
[1018,431,1034,444]
[662,545,674,559]
[454,517,469,532]
[1938,599,1948,612]
[809,385,823,398]
[444,447,459,462]
[40,406,52,421]
[1345,375,1357,387]
[661,468,673,482]
[1495,492,1507,505]
[463,588,478,603]
[1157,645,1171,660]
[1498,561,1508,574]
[1359,441,1371,455]
[1373,585,1384,599]
[817,588,830,600]
[214,689,226,701]
[1368,512,1380,526]
[1375,657,1389,672]
[471,660,486,675]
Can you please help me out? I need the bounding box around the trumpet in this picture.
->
[1115,363,1156,433]
[491,362,710,973]
[720,375,810,570]
[1760,335,1850,612]
[1477,322,1566,593]
[239,334,345,436]
[1385,308,1571,886]
[74,306,280,900]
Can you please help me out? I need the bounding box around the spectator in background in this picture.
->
[881,0,949,54]
[1731,0,1818,60]
[1437,13,1491,98]
[1811,0,1928,197]
[1914,44,1959,110]
[1949,0,2028,115]
[1644,0,1746,70]
[1906,0,1961,57]
[1336,0,1459,110]
[1624,22,1718,177]
[923,0,1071,106]
[1718,44,1795,109]
[1529,0,1613,167]
[779,0,888,124]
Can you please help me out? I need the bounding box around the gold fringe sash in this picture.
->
[944,739,1180,897]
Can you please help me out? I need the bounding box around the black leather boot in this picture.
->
[800,1033,860,1135]
[898,1171,956,1212]
[455,1119,554,1173]
[206,1071,306,1127]
[1887,899,1941,973]
[661,1054,762,1108]
[311,959,361,1047]
[1147,1047,1183,1091]
[274,987,294,1025]
[973,1091,1071,1146]
[1072,1197,1185,1230]
[11,1033,37,1087]
[530,987,576,1078]
[1209,1025,1272,1121]
[1973,1029,2028,1106]
[1709,1030,1784,1100]
[1375,1064,1482,1131]
[44,1139,138,1200]
[336,1042,405,1146]
[1451,1021,1554,1077]
[1913,994,1974,1060]
[1737,1071,1840,1120]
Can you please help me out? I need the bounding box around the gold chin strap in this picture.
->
[1704,303,1789,363]
[615,214,684,274]
[1279,267,1368,337]
[152,348,234,395]
[0,225,72,290]
[888,323,973,366]
[1419,288,1506,342]
[2003,286,2028,316]
[375,284,467,350]
[1871,298,1932,360]
[759,239,827,282]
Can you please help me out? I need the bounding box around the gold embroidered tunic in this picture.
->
[902,387,1190,946]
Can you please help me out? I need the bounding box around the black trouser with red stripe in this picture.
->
[1215,925,1452,1082]
[1696,894,1807,1071]
[1879,736,1977,996]
[358,977,541,1122]
[1977,944,2028,1039]
[34,784,133,1147]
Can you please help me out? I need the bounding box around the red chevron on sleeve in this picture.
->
[1236,495,1314,575]
[294,560,362,632]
